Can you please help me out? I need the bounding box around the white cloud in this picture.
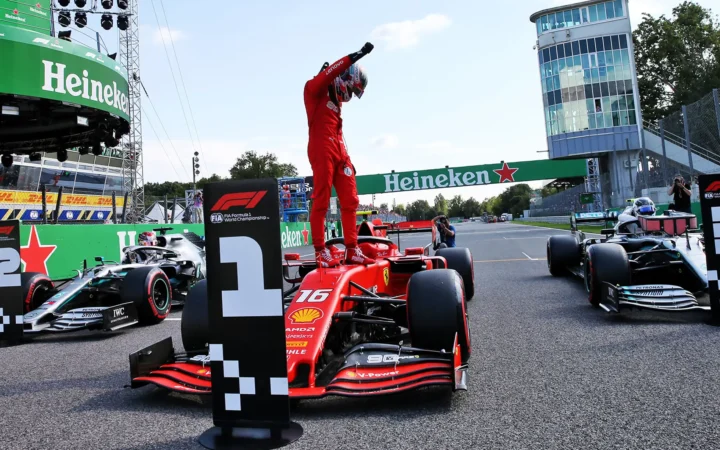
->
[370,14,451,50]
[370,134,399,149]
[153,27,184,45]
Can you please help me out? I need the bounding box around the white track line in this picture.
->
[166,318,181,321]
[521,252,535,260]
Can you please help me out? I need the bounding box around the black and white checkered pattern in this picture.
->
[209,343,288,411]
[0,308,22,334]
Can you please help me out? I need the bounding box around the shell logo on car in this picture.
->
[289,307,323,324]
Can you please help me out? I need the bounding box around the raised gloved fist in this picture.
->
[361,42,374,54]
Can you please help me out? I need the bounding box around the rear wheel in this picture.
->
[435,247,475,300]
[407,270,470,363]
[120,267,171,324]
[547,235,581,276]
[21,272,54,313]
[584,244,631,307]
[181,280,209,353]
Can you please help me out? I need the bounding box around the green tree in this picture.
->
[462,197,482,218]
[405,199,431,221]
[393,203,406,216]
[229,151,298,180]
[633,2,720,121]
[379,203,389,211]
[448,195,464,217]
[433,193,448,216]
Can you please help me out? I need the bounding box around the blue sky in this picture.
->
[72,0,679,207]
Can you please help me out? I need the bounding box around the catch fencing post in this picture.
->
[0,220,24,346]
[682,105,695,176]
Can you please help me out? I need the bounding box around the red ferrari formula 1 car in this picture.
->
[128,220,475,398]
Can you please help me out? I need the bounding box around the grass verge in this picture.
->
[516,221,605,234]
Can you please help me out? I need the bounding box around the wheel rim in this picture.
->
[152,278,170,310]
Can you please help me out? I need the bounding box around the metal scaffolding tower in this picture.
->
[118,0,144,222]
[585,158,603,211]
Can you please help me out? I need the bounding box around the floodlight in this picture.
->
[118,0,128,9]
[74,0,87,7]
[74,12,87,28]
[101,0,113,9]
[101,14,113,30]
[117,15,128,30]
[58,0,70,6]
[58,30,72,41]
[58,11,71,27]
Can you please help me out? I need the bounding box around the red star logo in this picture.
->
[36,3,42,8]
[493,162,519,183]
[301,223,309,245]
[13,8,19,14]
[21,226,57,275]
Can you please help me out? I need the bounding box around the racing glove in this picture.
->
[349,42,374,63]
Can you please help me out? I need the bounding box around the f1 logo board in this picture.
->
[698,175,720,324]
[0,220,23,345]
[202,179,290,428]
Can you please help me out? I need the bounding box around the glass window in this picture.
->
[564,10,573,26]
[598,52,606,67]
[43,160,60,167]
[572,8,581,25]
[550,46,557,61]
[589,53,598,68]
[94,166,107,173]
[586,98,595,112]
[619,95,627,111]
[39,168,75,193]
[609,80,618,95]
[543,48,550,63]
[612,112,621,126]
[552,60,559,75]
[592,83,601,98]
[620,111,629,126]
[615,0,624,17]
[537,19,543,35]
[103,176,123,195]
[594,98,603,113]
[606,2,615,19]
[621,49,630,64]
[591,68,599,83]
[616,79,625,94]
[553,75,561,90]
[539,51,544,66]
[611,35,620,50]
[628,109,637,125]
[605,50,614,65]
[604,36,612,50]
[596,113,605,128]
[557,43,565,58]
[541,15,549,32]
[588,39,596,53]
[16,165,41,191]
[566,56,574,69]
[588,113,597,129]
[597,3,607,20]
[555,12,564,28]
[546,78,553,92]
[545,62,552,76]
[581,7,589,23]
[603,97,611,113]
[73,172,106,195]
[589,5,598,21]
[564,42,572,57]
[619,34,628,49]
[573,55,581,67]
[599,67,608,82]
[559,58,567,72]
[583,69,591,83]
[584,84,593,99]
[623,66,632,80]
[572,40,580,56]
[611,96,620,112]
[581,54,589,69]
[0,165,20,189]
[627,94,635,110]
[607,66,616,81]
[601,82,610,96]
[580,39,588,54]
[613,49,622,64]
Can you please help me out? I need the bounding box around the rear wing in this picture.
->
[570,211,619,231]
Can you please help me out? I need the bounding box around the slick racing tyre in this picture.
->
[181,280,209,353]
[121,267,171,324]
[407,270,470,363]
[584,244,631,307]
[547,235,581,277]
[435,247,475,300]
[21,272,54,313]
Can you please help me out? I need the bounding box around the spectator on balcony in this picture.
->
[668,174,692,213]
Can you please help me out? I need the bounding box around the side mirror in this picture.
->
[601,228,615,236]
[94,256,104,262]
[285,253,300,261]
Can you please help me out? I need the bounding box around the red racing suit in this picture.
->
[304,56,360,250]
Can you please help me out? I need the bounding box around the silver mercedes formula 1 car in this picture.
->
[21,228,206,333]
[546,198,709,314]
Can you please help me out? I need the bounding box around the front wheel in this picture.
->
[181,280,209,353]
[584,244,630,307]
[21,272,55,313]
[120,267,171,324]
[407,270,470,363]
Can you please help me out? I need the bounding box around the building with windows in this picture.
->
[530,0,642,201]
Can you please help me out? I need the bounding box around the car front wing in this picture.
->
[600,282,709,313]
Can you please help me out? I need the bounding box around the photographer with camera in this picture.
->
[433,215,456,248]
[667,174,692,213]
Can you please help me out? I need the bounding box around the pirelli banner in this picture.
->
[0,220,24,345]
[699,175,720,324]
[201,178,301,446]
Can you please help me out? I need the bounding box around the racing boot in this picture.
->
[315,248,341,268]
[345,246,376,265]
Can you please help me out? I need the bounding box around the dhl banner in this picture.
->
[0,190,124,207]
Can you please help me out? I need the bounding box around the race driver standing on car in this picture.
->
[305,42,375,268]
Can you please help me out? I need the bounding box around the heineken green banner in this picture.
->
[0,0,50,34]
[0,23,130,121]
[351,158,587,195]
[18,222,313,279]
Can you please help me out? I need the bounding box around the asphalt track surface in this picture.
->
[3,222,720,449]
